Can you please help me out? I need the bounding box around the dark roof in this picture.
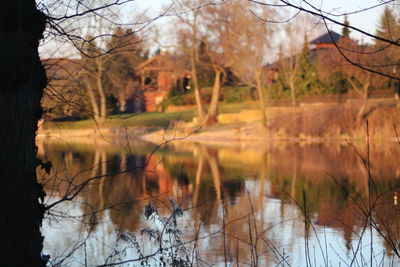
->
[265,46,335,70]
[310,31,341,44]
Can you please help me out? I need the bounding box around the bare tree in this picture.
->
[198,1,246,124]
[41,58,85,119]
[275,14,323,108]
[79,38,109,121]
[173,0,207,123]
[225,1,278,128]
[337,38,385,117]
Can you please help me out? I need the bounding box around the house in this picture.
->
[309,31,342,49]
[265,31,342,85]
[136,52,190,112]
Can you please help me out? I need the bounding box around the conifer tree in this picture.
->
[375,5,400,61]
[342,16,351,38]
[295,34,319,95]
[375,6,400,87]
[274,44,289,96]
[105,28,146,112]
[376,6,400,46]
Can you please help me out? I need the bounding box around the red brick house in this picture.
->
[136,52,189,111]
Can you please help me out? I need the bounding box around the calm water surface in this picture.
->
[38,139,400,266]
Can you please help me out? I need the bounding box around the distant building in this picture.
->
[309,31,342,49]
[136,52,190,112]
[265,31,342,85]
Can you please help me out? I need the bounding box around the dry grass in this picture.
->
[267,100,400,139]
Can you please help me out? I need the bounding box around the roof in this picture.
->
[136,52,180,71]
[310,31,342,44]
[265,46,335,71]
[41,58,81,82]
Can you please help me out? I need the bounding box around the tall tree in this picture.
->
[80,37,108,122]
[42,58,85,119]
[279,17,312,107]
[0,1,47,265]
[338,38,384,117]
[174,0,207,122]
[342,16,351,38]
[79,27,146,120]
[376,6,400,47]
[105,28,147,112]
[375,6,400,79]
[226,1,277,128]
[199,1,247,124]
[294,34,320,96]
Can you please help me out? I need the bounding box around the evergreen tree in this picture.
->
[376,6,400,46]
[295,34,320,95]
[375,5,400,61]
[105,28,146,112]
[375,6,400,89]
[342,15,350,38]
[275,44,289,96]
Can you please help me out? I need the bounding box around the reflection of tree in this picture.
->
[202,147,222,201]
[265,143,400,254]
[106,154,146,233]
[189,145,221,226]
[193,148,205,207]
[39,141,400,264]
[373,193,400,256]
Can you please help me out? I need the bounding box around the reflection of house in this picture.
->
[136,52,190,112]
[142,156,191,198]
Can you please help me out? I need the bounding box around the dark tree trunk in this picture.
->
[0,1,47,266]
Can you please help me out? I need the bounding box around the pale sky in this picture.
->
[134,0,389,42]
[40,0,392,58]
[305,0,390,41]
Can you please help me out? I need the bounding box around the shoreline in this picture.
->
[37,122,400,147]
[37,99,400,146]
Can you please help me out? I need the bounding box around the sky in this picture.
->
[134,0,390,42]
[303,0,390,41]
[39,0,392,58]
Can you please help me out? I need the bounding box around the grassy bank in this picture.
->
[42,110,196,130]
[39,99,400,143]
[40,101,263,130]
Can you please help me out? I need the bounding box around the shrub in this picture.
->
[222,86,257,103]
[113,200,194,266]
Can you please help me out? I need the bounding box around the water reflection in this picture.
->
[38,140,400,266]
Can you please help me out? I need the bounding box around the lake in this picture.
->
[37,138,400,266]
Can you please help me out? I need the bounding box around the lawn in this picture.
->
[42,101,261,130]
[43,110,196,130]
